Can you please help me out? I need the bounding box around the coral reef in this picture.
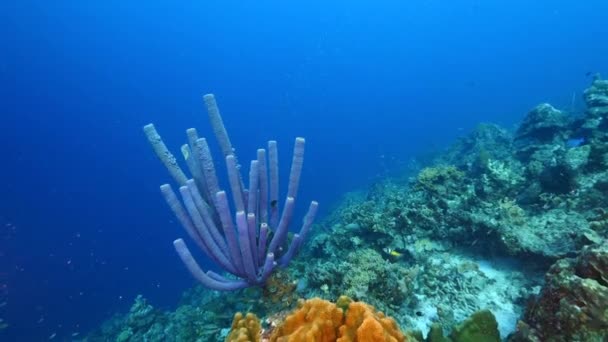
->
[87,292,232,341]
[284,77,608,338]
[88,77,608,342]
[438,123,514,173]
[514,103,569,156]
[509,242,608,341]
[583,75,608,119]
[415,166,465,195]
[298,246,413,310]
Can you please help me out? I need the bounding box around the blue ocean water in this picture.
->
[1,0,607,340]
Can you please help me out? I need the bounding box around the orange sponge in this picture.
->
[338,301,405,342]
[269,297,406,342]
[270,298,344,342]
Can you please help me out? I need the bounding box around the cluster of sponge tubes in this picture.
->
[143,94,318,291]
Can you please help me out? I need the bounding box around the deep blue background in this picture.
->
[1,0,607,340]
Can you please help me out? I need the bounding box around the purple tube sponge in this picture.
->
[144,94,318,291]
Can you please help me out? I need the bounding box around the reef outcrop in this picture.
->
[509,242,608,341]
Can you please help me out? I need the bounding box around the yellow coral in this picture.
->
[226,312,261,342]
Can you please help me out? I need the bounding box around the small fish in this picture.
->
[383,247,403,258]
[270,200,278,208]
[49,332,56,339]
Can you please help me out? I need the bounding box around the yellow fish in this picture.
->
[383,247,403,258]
